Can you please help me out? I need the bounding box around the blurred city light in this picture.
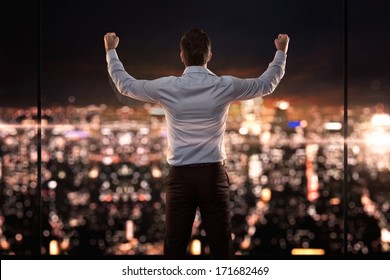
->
[288,121,301,128]
[381,229,390,243]
[0,237,11,250]
[261,188,272,203]
[126,220,134,241]
[291,248,325,255]
[277,101,289,110]
[49,240,60,255]
[365,131,390,148]
[189,239,201,255]
[371,113,390,126]
[324,122,342,130]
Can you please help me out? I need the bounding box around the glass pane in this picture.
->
[41,1,344,257]
[348,0,390,256]
[0,2,39,255]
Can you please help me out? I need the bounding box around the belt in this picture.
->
[171,161,225,168]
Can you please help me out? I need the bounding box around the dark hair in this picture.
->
[180,28,211,66]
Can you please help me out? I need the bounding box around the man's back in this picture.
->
[149,66,233,165]
[107,49,286,166]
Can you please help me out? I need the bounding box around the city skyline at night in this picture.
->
[1,101,389,256]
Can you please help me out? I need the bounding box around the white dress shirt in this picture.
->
[106,49,286,166]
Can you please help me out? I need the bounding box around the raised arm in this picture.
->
[104,32,159,103]
[230,34,290,101]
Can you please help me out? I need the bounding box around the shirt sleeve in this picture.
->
[106,49,159,103]
[230,50,287,101]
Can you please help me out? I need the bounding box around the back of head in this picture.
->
[180,28,211,66]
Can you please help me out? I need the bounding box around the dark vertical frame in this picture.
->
[343,0,349,256]
[37,0,43,255]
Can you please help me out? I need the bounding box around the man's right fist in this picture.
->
[104,32,120,52]
[274,34,290,54]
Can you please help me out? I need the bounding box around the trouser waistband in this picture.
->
[170,161,225,168]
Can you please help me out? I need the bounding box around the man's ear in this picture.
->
[180,51,185,63]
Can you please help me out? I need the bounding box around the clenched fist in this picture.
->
[104,32,120,52]
[274,34,290,54]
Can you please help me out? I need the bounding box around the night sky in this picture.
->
[1,0,389,109]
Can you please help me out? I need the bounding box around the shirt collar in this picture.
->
[183,66,217,76]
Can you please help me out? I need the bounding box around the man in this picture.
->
[104,28,289,259]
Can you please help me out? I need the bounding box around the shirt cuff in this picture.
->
[275,50,287,60]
